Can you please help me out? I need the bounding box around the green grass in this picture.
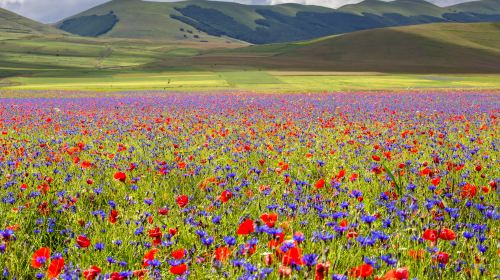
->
[0,29,244,79]
[338,0,450,17]
[1,22,500,94]
[2,22,500,76]
[2,71,500,95]
[184,22,500,74]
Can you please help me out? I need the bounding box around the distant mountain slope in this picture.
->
[0,8,62,34]
[338,0,450,16]
[449,0,500,14]
[186,22,500,73]
[57,0,500,44]
[55,0,239,44]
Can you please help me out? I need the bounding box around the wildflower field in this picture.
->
[0,91,498,280]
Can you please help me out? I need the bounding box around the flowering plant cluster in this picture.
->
[0,92,498,279]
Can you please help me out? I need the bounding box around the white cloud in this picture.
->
[0,0,25,4]
[0,0,478,23]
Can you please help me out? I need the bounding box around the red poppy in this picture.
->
[83,265,101,280]
[384,267,409,280]
[109,209,118,224]
[282,247,304,266]
[143,249,159,267]
[439,228,456,241]
[260,213,278,228]
[315,262,331,280]
[315,178,325,189]
[171,249,186,260]
[76,235,91,248]
[148,227,162,245]
[420,167,431,176]
[431,177,441,186]
[372,166,382,175]
[349,173,358,182]
[176,195,189,208]
[215,246,231,262]
[237,219,255,235]
[113,172,126,182]
[372,155,381,161]
[422,229,438,242]
[47,258,65,279]
[170,264,187,275]
[436,251,449,264]
[490,180,497,190]
[461,184,477,198]
[158,208,169,215]
[339,219,348,228]
[149,227,161,238]
[350,264,373,278]
[219,190,233,202]
[336,169,346,180]
[31,247,50,268]
[383,151,392,160]
[109,272,125,280]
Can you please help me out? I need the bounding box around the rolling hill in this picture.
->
[55,0,241,44]
[449,0,500,14]
[338,0,450,16]
[1,7,499,77]
[0,6,246,79]
[0,7,62,34]
[176,22,500,73]
[56,0,500,44]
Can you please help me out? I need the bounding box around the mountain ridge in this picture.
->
[55,0,500,44]
[0,7,63,34]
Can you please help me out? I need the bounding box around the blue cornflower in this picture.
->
[224,236,236,246]
[302,254,318,267]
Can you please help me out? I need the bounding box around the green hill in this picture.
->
[55,0,239,44]
[0,8,62,34]
[2,18,499,78]
[186,22,500,73]
[449,0,500,14]
[57,0,500,44]
[338,0,450,17]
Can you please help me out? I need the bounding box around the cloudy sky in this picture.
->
[0,0,475,23]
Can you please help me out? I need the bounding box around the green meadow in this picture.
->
[2,71,500,95]
[1,22,500,95]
